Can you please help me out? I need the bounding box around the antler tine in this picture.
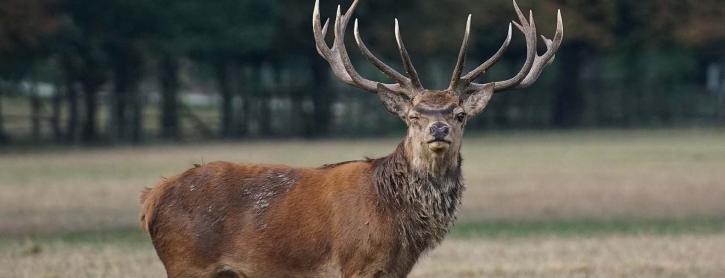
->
[313,0,420,95]
[459,23,512,87]
[516,9,564,88]
[354,19,411,88]
[333,4,374,89]
[492,1,538,91]
[314,0,562,97]
[462,0,563,96]
[395,19,424,90]
[448,15,472,90]
[312,0,383,93]
[315,19,330,58]
[313,0,332,59]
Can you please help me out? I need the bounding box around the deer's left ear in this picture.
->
[377,84,411,119]
[461,83,494,116]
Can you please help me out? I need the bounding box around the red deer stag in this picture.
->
[141,0,563,276]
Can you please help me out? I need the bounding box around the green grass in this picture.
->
[3,217,725,250]
[451,218,725,238]
[0,227,150,248]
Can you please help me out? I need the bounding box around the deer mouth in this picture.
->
[427,139,451,144]
[427,139,451,153]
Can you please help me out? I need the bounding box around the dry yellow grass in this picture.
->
[1,129,724,277]
[1,241,165,278]
[2,234,724,278]
[412,234,725,278]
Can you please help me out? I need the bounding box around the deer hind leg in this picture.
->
[212,265,246,278]
[213,271,239,278]
[163,267,206,278]
[164,266,245,278]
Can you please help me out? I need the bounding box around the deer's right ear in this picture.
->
[462,83,495,116]
[377,84,411,119]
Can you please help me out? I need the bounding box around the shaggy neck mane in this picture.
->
[371,141,464,255]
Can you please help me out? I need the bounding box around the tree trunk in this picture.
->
[552,43,586,128]
[30,80,42,142]
[109,45,144,143]
[251,64,272,137]
[160,54,180,140]
[0,90,8,143]
[308,57,332,137]
[289,94,303,136]
[110,71,127,141]
[259,97,272,136]
[613,0,643,127]
[215,61,234,138]
[81,81,100,143]
[240,96,251,137]
[129,87,144,143]
[51,81,63,142]
[235,65,250,137]
[65,80,79,143]
[619,50,644,127]
[717,59,725,125]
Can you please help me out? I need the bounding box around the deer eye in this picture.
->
[455,112,466,122]
[409,115,420,121]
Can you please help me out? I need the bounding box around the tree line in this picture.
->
[0,0,723,144]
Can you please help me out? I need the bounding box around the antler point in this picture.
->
[322,18,330,33]
[313,0,322,21]
[557,10,563,24]
[512,0,521,13]
[466,15,472,32]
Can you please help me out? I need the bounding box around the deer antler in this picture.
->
[314,0,563,98]
[452,0,564,95]
[313,0,422,97]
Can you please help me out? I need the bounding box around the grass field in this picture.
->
[1,129,725,277]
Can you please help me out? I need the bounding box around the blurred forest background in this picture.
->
[0,0,724,145]
[2,1,725,276]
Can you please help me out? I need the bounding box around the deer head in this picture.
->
[313,0,563,174]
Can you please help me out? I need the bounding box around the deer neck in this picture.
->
[371,140,464,254]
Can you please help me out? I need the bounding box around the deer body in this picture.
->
[142,142,462,277]
[142,0,562,277]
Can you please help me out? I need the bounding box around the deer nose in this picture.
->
[429,122,450,139]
